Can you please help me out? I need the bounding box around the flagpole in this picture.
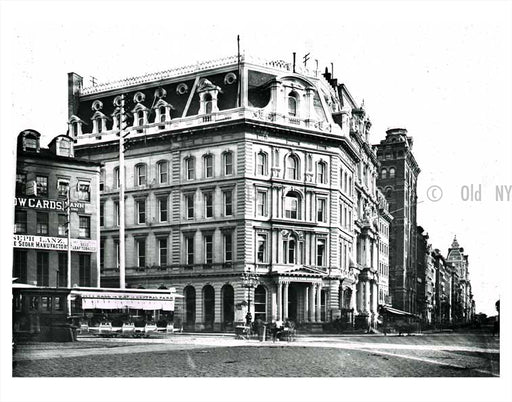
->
[237,35,241,108]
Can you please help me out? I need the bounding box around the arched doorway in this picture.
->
[254,285,267,322]
[221,284,234,331]
[203,285,215,331]
[184,285,196,329]
[287,285,298,322]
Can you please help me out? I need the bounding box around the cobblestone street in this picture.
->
[13,332,499,377]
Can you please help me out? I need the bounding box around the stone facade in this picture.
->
[70,55,391,331]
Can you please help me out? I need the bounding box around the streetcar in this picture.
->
[12,283,182,342]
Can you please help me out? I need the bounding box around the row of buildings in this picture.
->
[13,54,475,331]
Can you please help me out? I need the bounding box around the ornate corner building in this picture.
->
[69,55,391,331]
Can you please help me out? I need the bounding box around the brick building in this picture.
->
[13,130,101,288]
[69,54,390,331]
[416,226,435,324]
[375,128,420,314]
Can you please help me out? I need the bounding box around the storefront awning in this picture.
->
[73,290,179,311]
[380,306,419,318]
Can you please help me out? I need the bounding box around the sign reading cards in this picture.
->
[14,197,85,213]
[13,235,97,252]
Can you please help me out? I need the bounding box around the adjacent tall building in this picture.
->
[68,55,391,330]
[446,236,474,323]
[375,128,420,314]
[13,130,101,288]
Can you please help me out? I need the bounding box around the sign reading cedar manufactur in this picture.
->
[13,235,97,252]
[14,197,85,213]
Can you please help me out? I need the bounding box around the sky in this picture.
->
[1,1,511,401]
[1,1,511,316]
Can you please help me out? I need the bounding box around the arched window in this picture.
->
[136,111,144,127]
[286,154,300,180]
[317,161,327,184]
[256,151,268,175]
[135,164,147,186]
[288,92,298,116]
[381,169,387,179]
[203,154,213,178]
[184,286,196,326]
[283,234,303,264]
[223,151,233,175]
[96,117,103,134]
[185,157,195,180]
[157,161,168,184]
[159,106,167,123]
[389,167,396,179]
[204,93,213,114]
[285,191,301,219]
[254,285,267,322]
[203,285,215,330]
[113,167,120,189]
[221,284,235,329]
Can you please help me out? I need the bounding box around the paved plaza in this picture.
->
[12,332,499,377]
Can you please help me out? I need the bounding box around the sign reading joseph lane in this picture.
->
[13,235,97,252]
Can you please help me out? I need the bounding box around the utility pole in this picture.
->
[119,95,126,289]
[66,184,72,314]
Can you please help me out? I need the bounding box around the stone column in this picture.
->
[316,284,322,322]
[371,281,378,326]
[365,237,371,267]
[356,280,363,313]
[271,285,277,321]
[303,286,309,322]
[283,282,289,320]
[365,280,371,314]
[309,284,316,322]
[276,282,283,321]
[372,240,378,271]
[350,284,358,316]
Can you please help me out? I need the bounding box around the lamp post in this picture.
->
[241,271,259,326]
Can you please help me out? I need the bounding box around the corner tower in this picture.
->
[375,128,420,313]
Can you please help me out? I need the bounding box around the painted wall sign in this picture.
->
[14,197,86,213]
[13,234,97,252]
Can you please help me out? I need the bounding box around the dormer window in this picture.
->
[197,79,222,115]
[204,93,213,114]
[136,111,144,127]
[25,136,38,150]
[288,92,298,116]
[159,106,166,123]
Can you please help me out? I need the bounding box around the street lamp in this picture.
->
[241,271,259,326]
